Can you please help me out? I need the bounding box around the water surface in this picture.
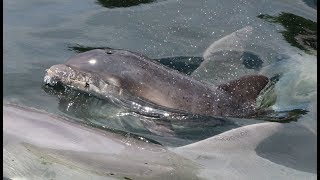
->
[4,0,317,178]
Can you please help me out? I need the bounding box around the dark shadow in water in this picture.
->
[241,51,263,70]
[258,12,317,54]
[254,109,308,123]
[155,56,203,75]
[96,0,156,8]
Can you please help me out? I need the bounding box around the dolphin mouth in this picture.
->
[44,64,76,86]
[44,74,61,86]
[44,64,122,98]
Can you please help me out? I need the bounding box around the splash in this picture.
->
[261,52,317,111]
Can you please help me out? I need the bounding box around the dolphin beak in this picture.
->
[44,64,75,86]
[44,73,61,86]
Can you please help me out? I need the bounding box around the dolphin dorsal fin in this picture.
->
[218,75,269,104]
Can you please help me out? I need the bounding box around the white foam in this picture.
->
[261,52,317,111]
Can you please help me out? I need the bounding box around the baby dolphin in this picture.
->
[44,49,269,118]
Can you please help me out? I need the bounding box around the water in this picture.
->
[4,0,317,178]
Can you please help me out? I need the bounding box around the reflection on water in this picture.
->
[96,0,156,8]
[42,84,240,146]
[258,12,317,55]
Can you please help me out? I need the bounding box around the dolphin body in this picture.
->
[3,104,316,179]
[44,48,269,118]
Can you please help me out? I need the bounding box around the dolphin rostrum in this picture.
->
[44,48,270,118]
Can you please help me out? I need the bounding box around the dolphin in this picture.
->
[44,48,270,118]
[4,104,316,179]
[3,104,199,180]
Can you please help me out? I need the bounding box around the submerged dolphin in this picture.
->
[4,104,316,179]
[44,48,270,118]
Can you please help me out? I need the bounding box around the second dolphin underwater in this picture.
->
[44,27,274,119]
[4,104,316,180]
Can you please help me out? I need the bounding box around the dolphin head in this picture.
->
[44,49,124,98]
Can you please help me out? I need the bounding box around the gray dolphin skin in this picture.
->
[4,104,316,180]
[44,48,269,118]
[3,104,198,180]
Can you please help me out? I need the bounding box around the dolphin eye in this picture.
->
[85,82,89,88]
[105,50,113,54]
